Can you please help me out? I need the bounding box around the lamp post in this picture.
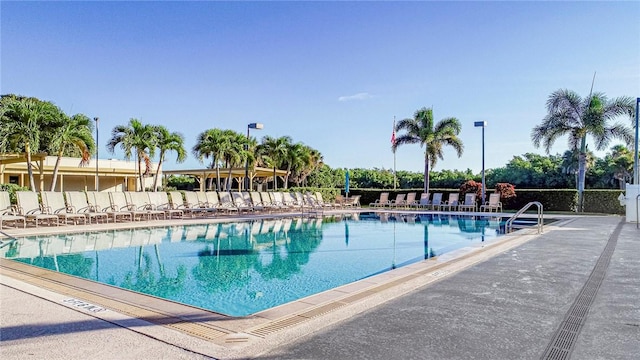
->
[94,117,99,191]
[245,123,264,191]
[634,97,639,185]
[474,121,487,206]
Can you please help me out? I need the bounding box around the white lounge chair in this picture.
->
[369,192,390,207]
[41,191,87,225]
[458,193,477,212]
[65,191,109,224]
[0,191,26,229]
[147,192,184,219]
[15,191,59,227]
[87,191,133,222]
[440,193,459,212]
[480,193,503,212]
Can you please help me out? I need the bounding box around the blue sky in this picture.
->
[2,1,639,173]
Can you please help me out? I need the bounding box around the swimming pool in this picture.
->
[1,213,504,316]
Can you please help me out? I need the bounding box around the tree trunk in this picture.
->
[152,153,164,192]
[577,136,587,212]
[227,167,233,191]
[25,145,36,191]
[215,164,221,190]
[284,165,291,189]
[423,153,431,196]
[273,167,278,190]
[138,152,145,192]
[50,149,64,191]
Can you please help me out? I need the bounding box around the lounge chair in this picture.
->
[125,191,166,220]
[458,193,477,212]
[260,192,284,212]
[218,192,240,214]
[65,191,108,224]
[231,192,253,213]
[415,193,430,209]
[314,192,339,209]
[15,191,59,227]
[405,192,418,208]
[0,191,26,229]
[41,191,87,225]
[388,193,406,208]
[369,192,390,207]
[343,195,361,208]
[480,193,503,212]
[249,192,270,213]
[440,193,459,212]
[148,192,184,219]
[429,193,443,211]
[87,191,133,222]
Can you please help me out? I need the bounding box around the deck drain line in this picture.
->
[540,220,623,360]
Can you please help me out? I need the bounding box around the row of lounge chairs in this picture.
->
[369,192,502,212]
[0,190,356,229]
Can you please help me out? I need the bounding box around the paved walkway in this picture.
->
[1,216,638,359]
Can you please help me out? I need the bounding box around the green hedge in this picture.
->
[343,188,625,214]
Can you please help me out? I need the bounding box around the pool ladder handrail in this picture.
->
[0,230,18,249]
[505,201,544,234]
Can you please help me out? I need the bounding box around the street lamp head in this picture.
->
[248,123,264,130]
[94,117,99,123]
[474,121,487,128]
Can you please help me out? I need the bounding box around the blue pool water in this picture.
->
[1,213,504,316]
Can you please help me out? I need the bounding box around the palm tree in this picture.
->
[0,96,61,191]
[257,136,291,190]
[282,142,308,189]
[392,107,464,194]
[48,113,95,191]
[151,126,186,191]
[192,128,228,190]
[220,130,246,191]
[531,89,634,211]
[106,118,156,191]
[606,144,634,189]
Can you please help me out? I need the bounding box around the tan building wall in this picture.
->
[0,155,157,192]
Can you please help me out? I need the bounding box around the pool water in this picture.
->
[1,213,504,316]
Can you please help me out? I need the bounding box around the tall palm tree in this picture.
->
[151,125,187,191]
[106,118,156,191]
[0,96,61,191]
[283,142,308,189]
[392,107,464,194]
[299,147,324,186]
[192,128,228,190]
[531,89,634,211]
[221,130,246,191]
[48,113,95,191]
[257,136,291,190]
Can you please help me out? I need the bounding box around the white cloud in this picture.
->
[338,92,374,102]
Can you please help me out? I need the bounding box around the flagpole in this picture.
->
[393,116,397,190]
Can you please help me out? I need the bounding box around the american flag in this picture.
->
[391,119,396,146]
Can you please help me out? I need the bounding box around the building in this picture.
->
[0,153,153,191]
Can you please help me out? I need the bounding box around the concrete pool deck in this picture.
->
[1,212,638,359]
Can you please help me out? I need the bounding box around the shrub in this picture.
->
[494,183,516,207]
[459,180,483,198]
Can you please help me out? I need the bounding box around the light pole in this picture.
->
[94,117,99,191]
[245,123,264,191]
[474,121,487,206]
[634,97,639,185]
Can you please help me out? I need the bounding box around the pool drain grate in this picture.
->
[539,220,623,360]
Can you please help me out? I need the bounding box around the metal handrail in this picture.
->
[0,230,18,249]
[505,201,544,234]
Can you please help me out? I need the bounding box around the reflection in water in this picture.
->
[4,215,502,316]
